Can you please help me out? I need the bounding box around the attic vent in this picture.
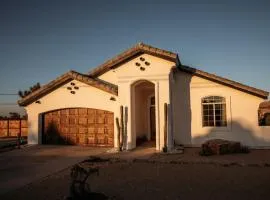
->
[67,82,79,94]
[134,57,151,70]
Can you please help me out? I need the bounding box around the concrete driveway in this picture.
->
[0,145,109,195]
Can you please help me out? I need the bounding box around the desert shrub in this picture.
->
[199,139,250,156]
[239,145,250,154]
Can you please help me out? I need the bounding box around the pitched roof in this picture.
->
[18,70,118,106]
[88,42,180,77]
[18,43,269,106]
[174,65,269,99]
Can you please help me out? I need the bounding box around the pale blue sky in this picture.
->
[0,0,270,115]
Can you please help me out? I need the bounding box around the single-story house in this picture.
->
[18,43,270,151]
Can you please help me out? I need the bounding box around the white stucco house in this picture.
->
[18,43,270,151]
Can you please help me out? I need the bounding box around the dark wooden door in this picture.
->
[150,107,156,140]
[43,108,114,146]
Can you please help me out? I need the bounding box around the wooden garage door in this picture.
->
[43,108,114,146]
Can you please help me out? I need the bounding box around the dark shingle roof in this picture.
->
[260,101,270,109]
[174,65,269,99]
[18,43,269,106]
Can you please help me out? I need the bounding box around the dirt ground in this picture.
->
[0,145,108,195]
[2,161,270,200]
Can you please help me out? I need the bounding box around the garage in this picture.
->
[42,108,114,146]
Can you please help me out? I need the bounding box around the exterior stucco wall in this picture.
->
[98,70,118,85]
[172,71,270,147]
[25,80,118,145]
[98,54,174,84]
[100,53,175,150]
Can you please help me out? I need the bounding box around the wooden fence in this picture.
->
[0,119,28,137]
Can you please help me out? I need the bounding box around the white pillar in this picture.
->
[127,83,133,150]
[155,81,160,151]
[27,112,39,145]
[167,103,173,151]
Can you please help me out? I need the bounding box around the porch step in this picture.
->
[169,144,184,154]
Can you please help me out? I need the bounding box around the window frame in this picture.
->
[201,96,227,127]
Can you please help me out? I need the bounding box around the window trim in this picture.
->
[201,96,227,128]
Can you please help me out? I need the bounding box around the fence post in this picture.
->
[7,119,9,137]
[17,119,21,149]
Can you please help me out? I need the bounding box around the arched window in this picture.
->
[202,96,227,127]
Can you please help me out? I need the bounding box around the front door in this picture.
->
[150,96,156,140]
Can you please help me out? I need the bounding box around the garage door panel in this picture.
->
[79,127,88,134]
[87,136,96,145]
[79,117,88,125]
[97,110,105,115]
[66,135,76,144]
[88,127,95,134]
[78,108,88,115]
[87,117,95,124]
[97,116,105,124]
[77,135,86,144]
[60,109,69,115]
[59,127,68,134]
[52,111,60,115]
[107,127,114,135]
[69,109,78,115]
[60,117,68,124]
[87,109,96,115]
[43,108,114,146]
[69,127,77,134]
[69,117,77,125]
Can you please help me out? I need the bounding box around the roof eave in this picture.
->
[18,71,118,107]
[175,65,269,99]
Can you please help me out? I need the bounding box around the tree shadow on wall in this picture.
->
[43,122,74,145]
[170,68,192,145]
[193,120,270,147]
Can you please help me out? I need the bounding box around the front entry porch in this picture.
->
[131,80,156,149]
[119,76,172,152]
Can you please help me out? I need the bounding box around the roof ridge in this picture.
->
[88,42,179,77]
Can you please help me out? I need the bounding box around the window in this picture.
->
[259,113,270,126]
[202,96,227,127]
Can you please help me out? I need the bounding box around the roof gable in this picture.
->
[88,42,180,77]
[18,70,118,106]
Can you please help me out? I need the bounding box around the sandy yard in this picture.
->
[2,160,270,200]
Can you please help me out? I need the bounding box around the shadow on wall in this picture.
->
[170,69,192,145]
[193,120,270,147]
[43,122,74,145]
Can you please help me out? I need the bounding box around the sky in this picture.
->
[0,0,270,116]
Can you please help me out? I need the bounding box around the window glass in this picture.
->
[202,96,227,127]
